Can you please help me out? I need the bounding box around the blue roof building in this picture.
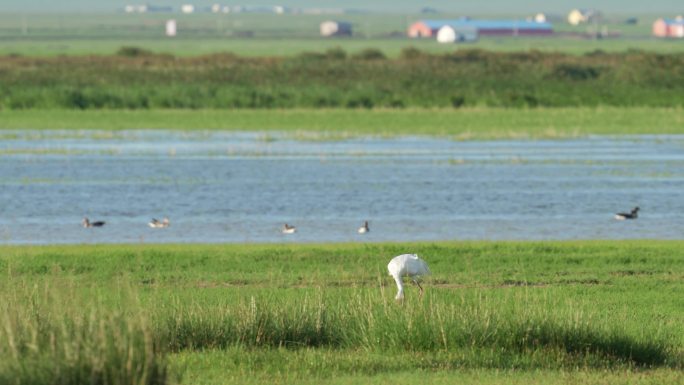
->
[409,19,553,38]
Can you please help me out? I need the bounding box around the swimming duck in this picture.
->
[149,217,170,228]
[615,206,639,220]
[358,221,369,234]
[82,217,105,228]
[282,223,297,234]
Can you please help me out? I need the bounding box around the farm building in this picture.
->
[165,19,176,37]
[653,18,684,38]
[408,19,553,38]
[320,20,352,37]
[567,9,600,26]
[181,4,194,14]
[436,25,478,43]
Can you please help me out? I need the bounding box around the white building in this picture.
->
[320,20,352,37]
[124,4,147,13]
[568,9,599,25]
[181,4,195,14]
[165,19,177,37]
[436,25,478,43]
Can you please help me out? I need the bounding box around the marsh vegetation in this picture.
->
[1,49,683,110]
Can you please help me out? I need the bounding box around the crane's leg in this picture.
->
[413,279,424,297]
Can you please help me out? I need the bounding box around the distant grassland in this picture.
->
[1,108,682,139]
[3,37,683,57]
[2,241,684,384]
[1,49,683,110]
[0,11,676,57]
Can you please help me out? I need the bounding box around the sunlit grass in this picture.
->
[0,281,168,385]
[2,241,684,384]
[1,108,683,139]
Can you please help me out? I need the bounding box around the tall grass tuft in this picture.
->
[156,291,678,368]
[0,281,168,385]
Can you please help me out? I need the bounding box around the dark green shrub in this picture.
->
[116,46,154,57]
[450,96,466,108]
[353,48,386,60]
[552,64,602,80]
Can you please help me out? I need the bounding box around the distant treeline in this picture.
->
[1,47,683,109]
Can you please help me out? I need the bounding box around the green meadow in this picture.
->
[0,11,677,57]
[2,241,684,384]
[2,37,682,57]
[1,108,683,139]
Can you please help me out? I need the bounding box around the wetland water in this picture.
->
[1,130,683,244]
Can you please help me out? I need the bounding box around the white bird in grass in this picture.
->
[358,221,369,234]
[282,223,297,234]
[387,254,431,301]
[149,217,170,228]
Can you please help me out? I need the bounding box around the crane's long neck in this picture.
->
[392,274,404,300]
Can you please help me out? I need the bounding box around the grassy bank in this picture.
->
[1,108,683,139]
[1,241,684,384]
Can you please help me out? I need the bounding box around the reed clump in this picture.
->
[0,282,168,385]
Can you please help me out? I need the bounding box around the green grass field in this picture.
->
[2,241,684,384]
[0,11,680,57]
[2,36,682,57]
[1,108,682,139]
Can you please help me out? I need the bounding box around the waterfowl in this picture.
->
[149,217,170,228]
[615,206,639,220]
[82,217,105,228]
[282,223,297,234]
[358,221,369,234]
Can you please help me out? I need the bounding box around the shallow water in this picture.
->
[1,130,683,244]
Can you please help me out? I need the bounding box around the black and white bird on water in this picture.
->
[82,217,105,228]
[615,206,639,220]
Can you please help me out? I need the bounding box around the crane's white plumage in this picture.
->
[387,254,431,300]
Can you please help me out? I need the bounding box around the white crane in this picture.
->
[387,254,431,300]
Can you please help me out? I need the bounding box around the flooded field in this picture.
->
[1,130,683,244]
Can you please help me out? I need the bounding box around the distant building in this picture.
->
[320,20,352,37]
[436,25,478,43]
[534,13,547,23]
[653,17,684,38]
[567,9,600,26]
[165,19,177,37]
[124,4,147,13]
[408,19,553,38]
[181,4,195,14]
[147,5,173,12]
